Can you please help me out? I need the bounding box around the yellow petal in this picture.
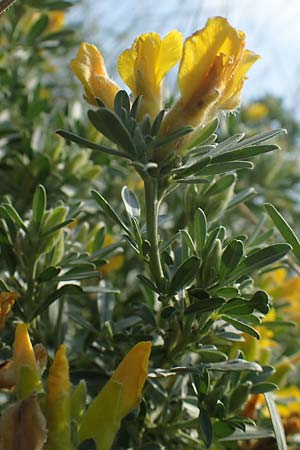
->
[79,341,151,450]
[45,345,71,450]
[117,48,137,95]
[0,396,47,450]
[13,323,42,399]
[118,31,182,118]
[218,49,260,110]
[178,17,244,103]
[13,323,37,371]
[110,341,151,416]
[156,30,183,83]
[70,43,120,109]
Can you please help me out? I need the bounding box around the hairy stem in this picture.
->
[144,175,164,291]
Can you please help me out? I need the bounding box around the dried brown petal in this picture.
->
[0,396,47,450]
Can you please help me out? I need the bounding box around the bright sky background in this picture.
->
[72,0,300,115]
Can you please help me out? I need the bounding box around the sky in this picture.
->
[71,0,300,115]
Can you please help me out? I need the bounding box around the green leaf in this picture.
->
[180,229,196,255]
[91,190,130,234]
[56,129,129,158]
[197,349,228,363]
[130,95,142,118]
[265,392,287,450]
[168,256,199,296]
[220,240,244,279]
[187,117,219,148]
[88,108,136,155]
[265,203,300,261]
[207,359,262,372]
[0,204,26,231]
[121,186,140,219]
[154,125,193,148]
[221,315,260,339]
[219,298,253,316]
[37,266,61,282]
[174,177,209,184]
[239,128,286,147]
[212,144,278,163]
[228,188,256,209]
[186,296,225,315]
[249,291,270,314]
[27,14,49,44]
[228,244,291,281]
[173,156,211,177]
[204,174,236,197]
[194,208,207,254]
[30,285,83,320]
[32,184,46,228]
[199,161,253,175]
[151,110,166,136]
[251,382,278,394]
[199,409,213,448]
[114,90,130,116]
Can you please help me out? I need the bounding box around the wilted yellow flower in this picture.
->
[244,102,269,121]
[100,234,124,277]
[78,341,151,450]
[118,31,183,118]
[45,345,71,450]
[159,17,259,154]
[13,323,42,400]
[0,291,16,330]
[0,396,47,450]
[70,43,120,108]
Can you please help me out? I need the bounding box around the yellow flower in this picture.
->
[100,234,124,276]
[159,17,259,154]
[78,341,151,450]
[0,291,16,331]
[13,323,42,400]
[244,102,269,121]
[47,11,65,34]
[260,268,300,322]
[45,345,72,450]
[118,31,183,119]
[70,43,120,109]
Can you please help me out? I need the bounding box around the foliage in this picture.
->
[1,3,300,450]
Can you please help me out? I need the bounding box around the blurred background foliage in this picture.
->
[1,1,300,449]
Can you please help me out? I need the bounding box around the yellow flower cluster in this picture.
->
[0,323,151,450]
[71,17,259,153]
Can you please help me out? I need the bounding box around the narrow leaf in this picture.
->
[56,129,129,158]
[91,190,130,234]
[265,392,288,450]
[265,203,300,261]
[32,184,46,228]
[121,186,140,219]
[88,108,136,155]
[168,256,199,296]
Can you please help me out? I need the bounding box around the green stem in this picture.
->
[144,175,164,291]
